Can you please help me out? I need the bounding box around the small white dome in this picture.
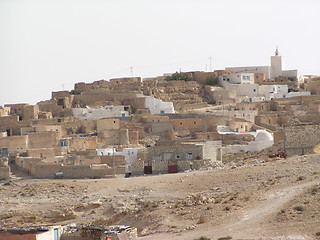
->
[255,130,273,141]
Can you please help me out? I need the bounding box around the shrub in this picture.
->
[297,176,306,181]
[194,237,211,240]
[197,215,207,224]
[293,206,304,212]
[310,186,319,195]
[165,72,190,81]
[70,90,82,95]
[224,205,231,211]
[217,237,232,240]
[205,76,219,86]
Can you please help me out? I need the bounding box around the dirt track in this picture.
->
[140,180,318,240]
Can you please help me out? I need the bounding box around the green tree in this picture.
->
[165,72,190,81]
[70,90,82,95]
[205,76,219,86]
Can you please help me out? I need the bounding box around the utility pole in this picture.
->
[112,148,116,178]
[130,66,133,77]
[209,56,212,72]
[283,125,287,156]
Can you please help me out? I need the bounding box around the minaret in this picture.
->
[270,47,282,79]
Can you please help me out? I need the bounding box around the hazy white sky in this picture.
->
[0,0,319,106]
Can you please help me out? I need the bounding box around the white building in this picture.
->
[219,128,274,154]
[258,85,288,100]
[224,83,259,99]
[222,81,310,103]
[226,66,271,79]
[226,48,300,81]
[97,147,144,163]
[97,147,145,174]
[270,48,299,80]
[73,105,129,120]
[136,95,175,114]
[220,72,255,84]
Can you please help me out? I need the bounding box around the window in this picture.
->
[60,141,67,147]
[160,110,165,114]
[186,153,194,160]
[253,89,256,92]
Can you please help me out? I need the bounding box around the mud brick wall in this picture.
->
[284,124,320,156]
[152,160,169,174]
[131,161,144,175]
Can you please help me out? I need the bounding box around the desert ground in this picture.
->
[0,153,319,240]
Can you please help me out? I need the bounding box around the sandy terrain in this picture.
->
[0,153,319,240]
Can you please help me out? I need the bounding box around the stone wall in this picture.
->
[23,105,39,120]
[173,118,203,131]
[69,137,98,151]
[284,124,320,156]
[131,159,214,176]
[30,163,117,178]
[28,132,59,149]
[15,157,42,172]
[62,118,96,134]
[0,116,20,130]
[0,166,10,180]
[97,119,120,132]
[27,148,56,158]
[0,135,29,153]
[150,122,174,133]
[62,165,115,178]
[30,163,62,178]
[121,122,145,140]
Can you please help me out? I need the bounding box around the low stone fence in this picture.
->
[131,159,213,176]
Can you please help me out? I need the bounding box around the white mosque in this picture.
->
[225,48,300,81]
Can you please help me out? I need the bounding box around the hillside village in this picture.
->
[1,49,320,180]
[0,50,320,240]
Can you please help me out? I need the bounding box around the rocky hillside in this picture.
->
[0,153,319,240]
